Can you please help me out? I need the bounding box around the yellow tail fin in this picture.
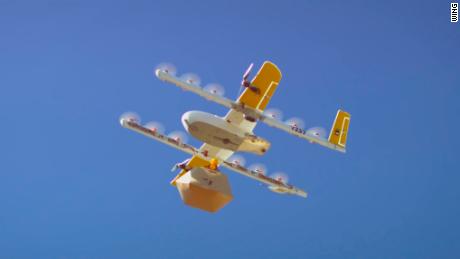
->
[237,61,282,111]
[328,110,351,148]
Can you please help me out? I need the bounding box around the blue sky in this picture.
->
[1,0,459,258]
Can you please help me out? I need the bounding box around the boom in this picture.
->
[120,117,307,198]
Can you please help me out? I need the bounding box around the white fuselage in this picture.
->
[181,111,270,155]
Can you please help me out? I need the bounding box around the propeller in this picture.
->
[204,83,225,96]
[144,121,165,134]
[171,159,190,172]
[168,131,188,144]
[228,155,246,166]
[249,163,267,175]
[238,63,254,95]
[119,112,140,125]
[264,108,283,121]
[271,172,289,183]
[171,163,179,172]
[285,117,305,129]
[243,63,254,81]
[155,63,177,76]
[180,73,201,86]
[306,126,327,139]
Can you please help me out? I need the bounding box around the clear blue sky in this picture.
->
[1,0,459,258]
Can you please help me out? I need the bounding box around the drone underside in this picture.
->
[121,61,351,212]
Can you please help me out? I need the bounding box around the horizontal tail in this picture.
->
[328,110,351,149]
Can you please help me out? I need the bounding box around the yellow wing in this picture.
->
[237,61,282,111]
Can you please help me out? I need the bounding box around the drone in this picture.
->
[120,61,351,212]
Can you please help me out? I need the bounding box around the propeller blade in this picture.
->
[249,163,267,175]
[171,163,179,172]
[228,155,246,166]
[285,117,305,129]
[144,121,165,134]
[204,83,225,96]
[168,131,188,144]
[306,127,327,139]
[243,63,254,80]
[237,63,254,96]
[264,108,284,121]
[180,73,201,86]
[155,63,177,76]
[237,84,245,96]
[119,112,140,125]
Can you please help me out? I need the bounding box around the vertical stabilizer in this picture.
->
[328,110,351,149]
